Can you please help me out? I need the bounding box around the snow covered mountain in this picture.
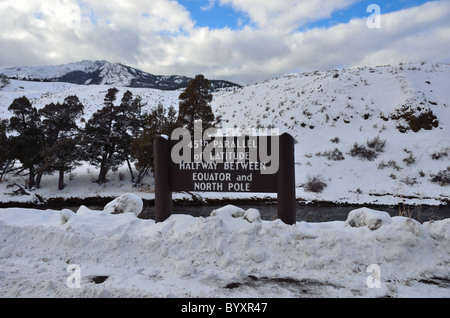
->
[0,60,240,91]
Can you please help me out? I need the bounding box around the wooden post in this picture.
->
[277,133,296,225]
[154,135,172,223]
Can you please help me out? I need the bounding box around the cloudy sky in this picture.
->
[0,0,449,84]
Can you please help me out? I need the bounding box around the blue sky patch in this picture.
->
[177,0,434,31]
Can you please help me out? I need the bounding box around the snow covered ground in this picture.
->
[0,199,449,298]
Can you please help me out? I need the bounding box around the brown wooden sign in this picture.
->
[170,135,278,193]
[154,133,296,224]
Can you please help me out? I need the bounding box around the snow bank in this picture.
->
[346,207,392,230]
[0,203,449,298]
[210,205,262,229]
[103,193,143,216]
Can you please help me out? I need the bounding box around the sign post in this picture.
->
[277,133,296,225]
[154,132,296,224]
[154,136,172,223]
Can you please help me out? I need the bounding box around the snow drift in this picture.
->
[0,202,449,298]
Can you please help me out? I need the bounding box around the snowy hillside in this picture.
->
[0,62,449,207]
[213,62,450,206]
[0,78,181,121]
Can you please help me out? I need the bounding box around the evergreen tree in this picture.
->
[117,91,147,182]
[39,95,84,190]
[40,96,84,143]
[0,119,14,181]
[84,88,119,183]
[0,74,10,89]
[0,119,8,159]
[165,104,179,133]
[129,95,147,135]
[177,74,215,134]
[0,119,7,164]
[8,96,44,189]
[84,88,141,184]
[130,103,177,184]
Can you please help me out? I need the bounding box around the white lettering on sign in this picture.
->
[228,182,250,192]
[211,138,257,149]
[179,162,218,170]
[223,162,266,171]
[193,172,231,182]
[194,182,224,191]
[171,121,279,175]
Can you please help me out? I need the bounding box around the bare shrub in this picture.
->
[330,137,340,144]
[378,160,402,171]
[431,149,449,160]
[367,136,386,152]
[349,143,377,161]
[430,167,450,186]
[317,148,345,161]
[403,153,416,166]
[350,136,386,161]
[400,176,418,186]
[304,175,327,193]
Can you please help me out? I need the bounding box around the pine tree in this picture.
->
[114,90,144,182]
[40,96,84,143]
[165,105,179,133]
[130,103,178,184]
[0,119,14,181]
[84,88,141,184]
[0,119,8,160]
[39,95,84,190]
[177,74,215,134]
[0,119,7,164]
[0,74,10,89]
[39,138,82,190]
[8,96,44,189]
[84,88,119,183]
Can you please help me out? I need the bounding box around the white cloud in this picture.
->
[201,0,217,11]
[0,0,449,84]
[219,0,360,31]
[140,1,450,83]
[0,0,194,66]
[277,1,450,72]
[39,0,81,28]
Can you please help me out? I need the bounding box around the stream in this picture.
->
[2,200,449,223]
[140,203,450,223]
